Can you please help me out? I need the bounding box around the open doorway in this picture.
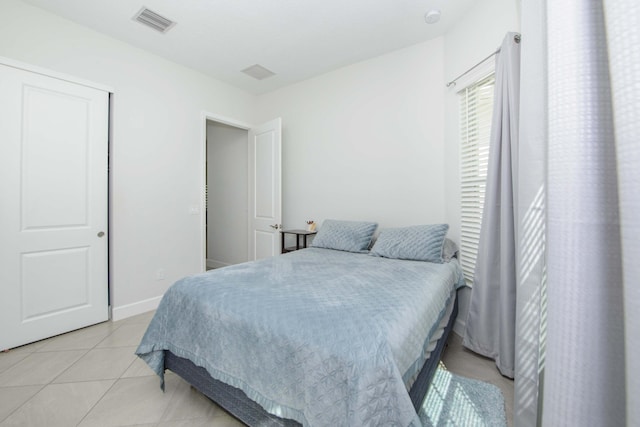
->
[201,114,282,270]
[205,119,249,270]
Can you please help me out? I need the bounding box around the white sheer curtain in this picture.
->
[544,0,626,422]
[515,0,640,425]
[463,32,520,379]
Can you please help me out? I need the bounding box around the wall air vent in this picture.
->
[241,64,276,80]
[133,7,176,33]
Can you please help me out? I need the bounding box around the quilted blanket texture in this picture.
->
[136,248,465,427]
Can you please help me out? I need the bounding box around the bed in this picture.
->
[136,221,465,427]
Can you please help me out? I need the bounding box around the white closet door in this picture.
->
[0,62,109,350]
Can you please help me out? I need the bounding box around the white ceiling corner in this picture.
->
[21,0,477,95]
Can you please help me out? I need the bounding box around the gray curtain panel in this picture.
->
[463,32,521,379]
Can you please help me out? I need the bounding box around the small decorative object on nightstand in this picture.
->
[280,229,317,253]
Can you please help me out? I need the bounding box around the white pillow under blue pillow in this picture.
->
[310,219,378,253]
[370,224,450,263]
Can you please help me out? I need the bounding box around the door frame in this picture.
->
[0,56,113,92]
[200,112,252,272]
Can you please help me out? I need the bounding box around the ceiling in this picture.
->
[22,0,477,95]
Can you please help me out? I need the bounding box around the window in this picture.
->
[459,73,495,286]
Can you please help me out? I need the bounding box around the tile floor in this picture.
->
[0,312,513,427]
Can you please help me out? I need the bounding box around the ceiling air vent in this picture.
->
[133,7,176,33]
[241,64,276,80]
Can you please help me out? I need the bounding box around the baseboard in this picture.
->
[112,295,163,321]
[206,258,230,269]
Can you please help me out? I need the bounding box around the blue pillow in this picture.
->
[370,224,449,262]
[310,219,378,253]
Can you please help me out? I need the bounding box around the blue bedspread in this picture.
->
[136,248,465,427]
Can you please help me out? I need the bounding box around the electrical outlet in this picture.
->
[189,205,200,215]
[156,268,165,280]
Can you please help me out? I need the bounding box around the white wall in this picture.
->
[255,38,446,230]
[206,121,249,268]
[442,0,520,333]
[253,12,520,335]
[0,0,520,324]
[0,0,256,319]
[443,0,521,241]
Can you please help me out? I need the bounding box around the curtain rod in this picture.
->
[446,33,521,88]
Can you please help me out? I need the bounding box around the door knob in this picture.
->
[97,231,105,237]
[269,224,280,229]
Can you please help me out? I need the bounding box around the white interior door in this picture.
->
[248,118,282,260]
[0,62,109,350]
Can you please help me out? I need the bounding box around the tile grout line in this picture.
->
[0,321,117,424]
[0,384,46,425]
[134,315,178,425]
[0,353,29,376]
[0,319,145,426]
[47,324,112,384]
[73,378,120,427]
[61,320,133,427]
[75,317,159,427]
[74,317,151,426]
[156,376,182,425]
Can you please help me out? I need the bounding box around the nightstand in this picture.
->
[280,229,317,253]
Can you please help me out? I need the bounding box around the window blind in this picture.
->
[459,73,495,286]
